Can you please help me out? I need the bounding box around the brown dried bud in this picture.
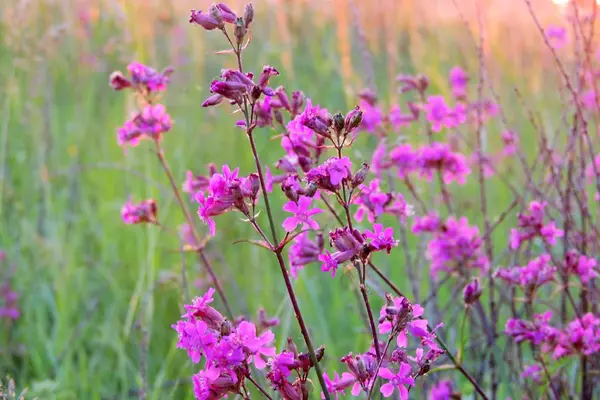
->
[234,17,246,45]
[351,163,370,188]
[243,3,254,28]
[286,337,298,355]
[220,319,232,336]
[333,112,345,135]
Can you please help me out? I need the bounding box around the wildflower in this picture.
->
[413,214,488,277]
[505,311,558,345]
[463,278,482,305]
[379,363,414,399]
[319,251,341,277]
[509,201,563,250]
[417,143,471,184]
[358,97,384,133]
[235,321,276,369]
[257,308,280,330]
[288,232,323,278]
[423,95,452,132]
[183,170,211,196]
[299,98,333,136]
[184,288,226,330]
[502,130,519,156]
[109,62,173,93]
[429,380,455,399]
[172,319,218,364]
[449,66,468,99]
[553,313,600,359]
[117,104,172,148]
[389,104,417,131]
[322,371,356,399]
[545,25,568,49]
[521,364,542,383]
[345,106,364,134]
[121,198,157,224]
[306,157,353,192]
[353,179,412,223]
[364,223,398,254]
[340,352,378,396]
[496,254,556,289]
[282,196,323,232]
[390,144,418,179]
[564,251,598,283]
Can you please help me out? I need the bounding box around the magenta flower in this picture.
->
[553,313,600,359]
[289,232,323,278]
[379,363,414,399]
[389,104,417,131]
[413,215,488,277]
[319,251,340,277]
[184,288,226,330]
[423,95,451,132]
[109,62,173,93]
[463,278,482,305]
[353,180,411,223]
[306,157,353,191]
[505,311,558,345]
[340,352,378,396]
[358,98,384,133]
[521,364,542,383]
[121,198,157,224]
[417,142,471,185]
[321,372,356,399]
[183,170,210,197]
[192,366,235,400]
[390,144,418,179]
[565,251,598,283]
[449,66,468,99]
[545,25,568,49]
[502,130,519,156]
[172,319,218,364]
[510,201,563,250]
[496,254,556,289]
[235,321,276,369]
[364,223,398,254]
[282,196,323,232]
[429,380,454,400]
[117,104,172,148]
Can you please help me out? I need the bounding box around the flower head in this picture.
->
[121,198,157,224]
[282,196,323,232]
[364,224,398,254]
[379,363,414,399]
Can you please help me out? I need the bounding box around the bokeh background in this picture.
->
[0,0,576,398]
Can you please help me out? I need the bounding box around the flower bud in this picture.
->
[463,278,482,305]
[303,182,318,198]
[189,10,220,30]
[416,74,429,92]
[250,85,263,101]
[109,71,132,90]
[247,173,260,199]
[216,3,237,23]
[243,3,254,28]
[315,345,325,362]
[274,109,284,126]
[359,88,377,106]
[351,163,370,188]
[220,319,232,336]
[333,112,345,134]
[317,232,325,251]
[282,180,299,203]
[202,93,224,107]
[234,17,246,45]
[344,106,363,133]
[291,91,305,116]
[286,337,298,355]
[298,156,312,173]
[275,86,291,111]
[209,4,224,26]
[208,163,218,176]
[259,65,279,89]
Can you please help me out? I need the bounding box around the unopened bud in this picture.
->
[463,278,482,305]
[109,71,132,91]
[356,356,367,377]
[282,181,299,203]
[333,112,345,134]
[351,163,370,188]
[291,91,305,116]
[209,4,224,26]
[208,163,218,176]
[274,109,284,126]
[317,232,325,251]
[286,337,298,355]
[344,106,363,133]
[303,182,318,197]
[276,86,291,111]
[298,156,312,173]
[220,319,232,336]
[234,17,246,45]
[247,173,260,199]
[243,3,254,28]
[250,85,262,101]
[315,345,325,362]
[416,74,429,92]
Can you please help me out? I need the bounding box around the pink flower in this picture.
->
[429,380,454,399]
[306,157,353,191]
[110,62,173,93]
[521,364,542,383]
[319,251,340,277]
[117,104,172,148]
[565,251,598,283]
[505,311,558,345]
[364,223,398,254]
[282,196,323,232]
[423,95,451,132]
[358,98,384,133]
[121,198,157,224]
[379,363,414,399]
[417,142,471,184]
[192,366,235,400]
[390,144,418,179]
[545,25,568,49]
[288,232,323,278]
[184,288,225,330]
[449,66,468,99]
[502,130,519,156]
[495,254,556,289]
[236,321,276,369]
[353,180,412,223]
[510,201,563,250]
[389,104,417,131]
[183,170,210,196]
[172,319,218,364]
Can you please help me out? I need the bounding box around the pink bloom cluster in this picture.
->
[117,104,172,148]
[495,254,556,289]
[564,251,598,283]
[509,201,564,250]
[321,295,444,399]
[506,311,600,360]
[318,224,398,277]
[173,288,276,399]
[109,62,173,93]
[429,380,455,399]
[121,198,158,225]
[545,25,568,49]
[413,214,488,277]
[202,66,279,109]
[195,165,260,236]
[353,179,412,223]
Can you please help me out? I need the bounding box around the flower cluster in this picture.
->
[195,165,260,236]
[173,288,277,398]
[509,201,564,250]
[117,104,172,149]
[495,254,556,290]
[109,62,173,93]
[353,179,412,223]
[413,214,488,277]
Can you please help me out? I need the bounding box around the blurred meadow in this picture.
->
[0,0,585,398]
